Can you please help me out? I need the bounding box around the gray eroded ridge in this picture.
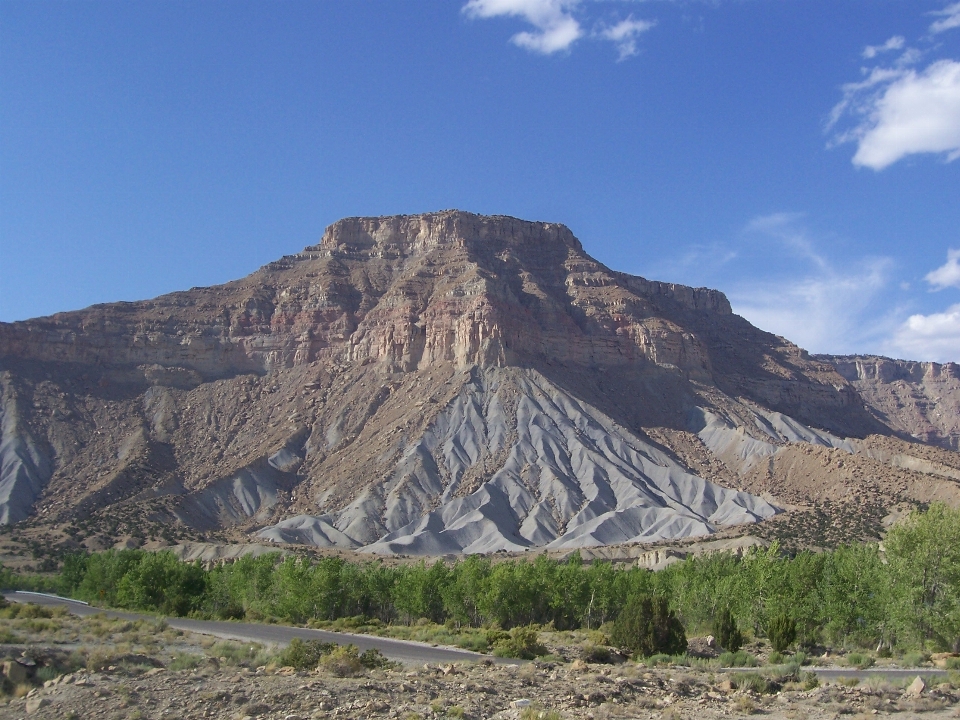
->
[258,368,779,554]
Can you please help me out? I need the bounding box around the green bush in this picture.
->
[491,626,547,660]
[580,644,613,664]
[318,645,364,677]
[611,596,686,658]
[358,648,395,669]
[731,672,774,694]
[278,638,336,670]
[844,652,874,669]
[767,614,797,653]
[713,607,743,653]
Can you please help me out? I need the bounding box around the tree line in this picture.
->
[4,503,958,653]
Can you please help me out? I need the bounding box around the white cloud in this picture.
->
[599,16,656,61]
[731,259,892,355]
[925,248,960,290]
[930,2,960,34]
[462,0,583,54]
[743,212,828,270]
[726,214,894,354]
[463,0,654,58]
[887,304,960,362]
[884,249,960,361]
[863,35,905,59]
[830,59,960,170]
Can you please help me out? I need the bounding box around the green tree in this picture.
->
[394,560,448,623]
[612,595,687,657]
[767,613,797,653]
[885,503,960,650]
[114,552,206,615]
[713,607,743,652]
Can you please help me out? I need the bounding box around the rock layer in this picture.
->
[821,355,960,451]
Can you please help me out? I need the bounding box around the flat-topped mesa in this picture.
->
[309,210,583,257]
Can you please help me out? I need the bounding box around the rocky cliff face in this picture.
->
[1,211,957,554]
[821,355,960,451]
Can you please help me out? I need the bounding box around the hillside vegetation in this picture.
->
[4,504,958,655]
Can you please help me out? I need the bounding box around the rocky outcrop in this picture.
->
[0,212,955,552]
[821,355,960,450]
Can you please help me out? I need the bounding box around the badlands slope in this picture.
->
[0,211,958,555]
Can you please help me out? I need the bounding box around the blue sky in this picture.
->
[2,1,959,362]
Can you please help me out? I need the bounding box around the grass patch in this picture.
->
[208,640,268,667]
[519,707,561,720]
[719,650,758,667]
[168,652,203,671]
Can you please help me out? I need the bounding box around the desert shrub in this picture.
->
[580,643,613,664]
[611,595,686,658]
[734,695,757,714]
[209,641,264,666]
[35,666,59,683]
[845,652,874,669]
[318,645,364,677]
[644,653,673,666]
[719,650,758,667]
[767,614,797,653]
[0,603,53,620]
[86,649,124,671]
[713,607,743,652]
[901,651,928,667]
[454,633,490,653]
[764,661,801,684]
[358,647,394,669]
[732,671,774,694]
[278,638,336,670]
[491,626,547,659]
[167,652,203,671]
[944,656,960,670]
[768,651,784,665]
[485,629,509,647]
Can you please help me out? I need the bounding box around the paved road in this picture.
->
[3,591,510,666]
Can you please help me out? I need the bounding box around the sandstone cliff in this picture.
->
[820,355,960,451]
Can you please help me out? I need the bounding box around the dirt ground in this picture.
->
[0,607,958,720]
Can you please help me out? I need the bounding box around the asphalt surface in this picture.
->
[3,591,505,666]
